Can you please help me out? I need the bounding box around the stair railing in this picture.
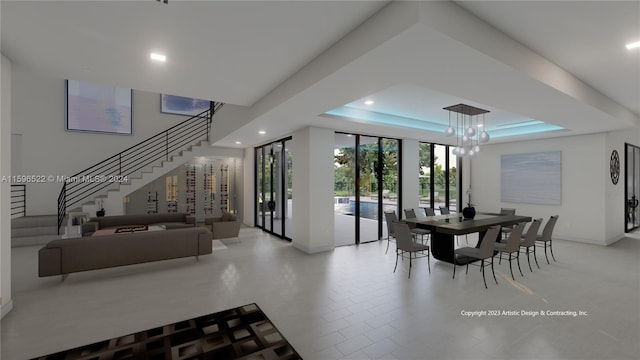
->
[57,102,224,234]
[11,184,26,218]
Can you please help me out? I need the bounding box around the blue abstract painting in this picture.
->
[161,94,210,116]
[501,151,561,205]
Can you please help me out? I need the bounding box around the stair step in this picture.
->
[12,225,58,237]
[12,234,61,248]
[11,215,58,228]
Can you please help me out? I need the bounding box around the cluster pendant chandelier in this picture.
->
[443,103,490,157]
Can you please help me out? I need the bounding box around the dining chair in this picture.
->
[495,222,526,280]
[438,206,466,244]
[383,211,398,254]
[453,225,501,289]
[393,221,430,278]
[536,215,559,263]
[403,208,431,244]
[519,218,543,272]
[424,207,436,217]
[500,208,516,239]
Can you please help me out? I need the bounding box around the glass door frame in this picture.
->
[254,136,292,241]
[336,132,402,245]
[418,142,460,213]
[625,142,640,233]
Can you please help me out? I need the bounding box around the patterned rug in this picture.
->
[32,303,301,359]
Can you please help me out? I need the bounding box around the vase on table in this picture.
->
[462,206,476,219]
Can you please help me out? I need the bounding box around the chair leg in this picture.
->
[491,257,498,285]
[533,246,540,269]
[526,248,533,272]
[385,237,390,254]
[408,252,412,279]
[427,251,431,274]
[453,261,457,279]
[465,262,469,275]
[394,249,399,273]
[508,255,514,280]
[542,241,550,264]
[549,240,556,261]
[516,252,523,277]
[481,259,487,289]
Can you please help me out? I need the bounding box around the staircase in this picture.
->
[57,102,224,234]
[75,139,212,216]
[11,215,59,247]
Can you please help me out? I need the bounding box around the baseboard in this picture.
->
[292,242,334,254]
[1,299,14,318]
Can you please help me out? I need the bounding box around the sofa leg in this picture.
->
[61,274,68,282]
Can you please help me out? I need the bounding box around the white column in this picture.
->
[401,139,419,216]
[1,54,13,317]
[291,127,334,253]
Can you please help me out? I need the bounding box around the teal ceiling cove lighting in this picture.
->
[324,84,565,141]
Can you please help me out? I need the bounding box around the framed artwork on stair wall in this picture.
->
[160,94,211,116]
[65,79,133,135]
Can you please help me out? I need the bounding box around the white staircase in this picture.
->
[12,215,59,247]
[73,140,211,216]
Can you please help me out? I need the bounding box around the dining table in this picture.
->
[404,212,532,265]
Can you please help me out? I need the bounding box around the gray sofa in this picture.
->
[205,212,242,240]
[39,227,212,279]
[81,212,196,236]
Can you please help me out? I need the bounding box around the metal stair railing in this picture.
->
[57,101,224,234]
[11,184,26,218]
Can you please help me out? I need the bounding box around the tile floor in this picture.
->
[1,228,639,359]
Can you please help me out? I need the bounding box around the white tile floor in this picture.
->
[2,227,639,359]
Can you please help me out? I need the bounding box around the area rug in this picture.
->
[32,303,301,359]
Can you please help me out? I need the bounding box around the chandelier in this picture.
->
[443,103,490,157]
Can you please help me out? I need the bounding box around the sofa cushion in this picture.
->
[221,212,237,221]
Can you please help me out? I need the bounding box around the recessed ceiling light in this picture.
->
[150,52,167,62]
[235,141,241,145]
[258,130,266,135]
[626,41,640,50]
[364,100,375,105]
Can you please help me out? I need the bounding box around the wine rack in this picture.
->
[203,164,215,214]
[147,191,158,214]
[185,164,197,214]
[220,164,229,213]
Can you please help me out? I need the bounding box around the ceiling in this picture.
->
[2,1,639,148]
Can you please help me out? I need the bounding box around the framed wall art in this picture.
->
[501,151,562,205]
[65,79,133,135]
[161,94,210,116]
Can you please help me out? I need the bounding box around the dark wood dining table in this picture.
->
[404,212,532,265]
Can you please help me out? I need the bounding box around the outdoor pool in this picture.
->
[338,200,397,220]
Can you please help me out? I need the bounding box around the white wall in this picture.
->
[401,139,419,215]
[1,54,13,317]
[242,147,255,227]
[472,133,609,245]
[11,71,201,215]
[291,127,334,253]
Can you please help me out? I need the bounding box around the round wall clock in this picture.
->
[610,150,620,185]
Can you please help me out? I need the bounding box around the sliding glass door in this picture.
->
[626,143,640,232]
[418,142,458,214]
[334,133,401,246]
[255,137,292,240]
